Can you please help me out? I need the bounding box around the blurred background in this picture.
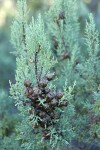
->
[0,0,100,148]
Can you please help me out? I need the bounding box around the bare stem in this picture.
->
[35,45,41,86]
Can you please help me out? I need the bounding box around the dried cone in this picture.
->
[59,100,68,107]
[54,113,60,119]
[24,74,69,139]
[28,88,34,95]
[44,88,50,94]
[50,112,55,119]
[35,103,43,111]
[46,91,55,102]
[44,104,51,112]
[50,113,60,119]
[31,98,40,107]
[39,94,46,99]
[56,90,63,99]
[40,118,48,127]
[30,95,38,102]
[39,111,46,118]
[24,80,31,87]
[33,86,39,97]
[39,78,48,88]
[51,98,58,107]
[46,72,55,81]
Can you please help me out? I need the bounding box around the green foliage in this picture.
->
[46,0,80,88]
[0,28,15,89]
[75,14,100,142]
[10,0,75,149]
[0,134,21,150]
[0,90,21,149]
[0,90,16,137]
[46,0,100,144]
[10,0,100,150]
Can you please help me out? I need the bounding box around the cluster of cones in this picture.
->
[24,73,68,140]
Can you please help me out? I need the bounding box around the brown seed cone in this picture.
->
[35,105,45,113]
[49,112,55,119]
[51,98,58,107]
[40,116,51,127]
[39,94,46,99]
[31,95,38,101]
[53,113,60,119]
[24,80,31,87]
[45,88,50,94]
[28,88,34,95]
[45,116,51,123]
[40,88,50,95]
[33,86,39,97]
[38,111,46,118]
[30,99,40,108]
[39,79,48,88]
[50,112,60,119]
[59,100,68,107]
[46,91,55,102]
[56,90,63,99]
[46,72,55,81]
[35,103,43,111]
[42,104,52,113]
